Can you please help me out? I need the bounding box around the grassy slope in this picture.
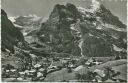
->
[44,59,127,82]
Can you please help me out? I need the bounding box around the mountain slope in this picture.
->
[1,9,32,70]
[1,9,25,53]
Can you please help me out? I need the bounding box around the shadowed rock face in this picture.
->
[1,9,25,53]
[79,21,127,57]
[9,4,81,57]
[36,3,82,56]
[1,9,32,70]
[36,3,126,57]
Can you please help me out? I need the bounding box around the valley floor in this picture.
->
[1,55,127,82]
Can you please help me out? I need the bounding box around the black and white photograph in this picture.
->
[1,0,127,82]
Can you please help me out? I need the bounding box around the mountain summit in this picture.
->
[34,2,126,57]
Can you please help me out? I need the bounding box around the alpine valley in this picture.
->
[1,0,127,82]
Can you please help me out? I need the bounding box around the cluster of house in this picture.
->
[2,63,48,81]
[85,58,102,67]
[2,56,124,82]
[1,56,75,81]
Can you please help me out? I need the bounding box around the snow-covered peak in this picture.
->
[9,14,42,23]
[86,0,101,13]
[77,0,100,14]
[41,16,49,23]
[23,14,38,18]
[25,14,42,22]
[28,14,38,17]
[91,0,100,12]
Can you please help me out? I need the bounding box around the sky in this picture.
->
[2,0,127,24]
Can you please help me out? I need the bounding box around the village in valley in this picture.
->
[2,51,126,82]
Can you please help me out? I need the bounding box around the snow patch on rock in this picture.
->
[8,16,17,22]
[112,44,123,52]
[78,39,84,56]
[89,33,94,36]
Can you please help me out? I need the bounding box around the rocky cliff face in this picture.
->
[1,9,32,69]
[76,2,127,57]
[7,2,127,58]
[95,4,126,28]
[36,2,126,57]
[36,3,82,56]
